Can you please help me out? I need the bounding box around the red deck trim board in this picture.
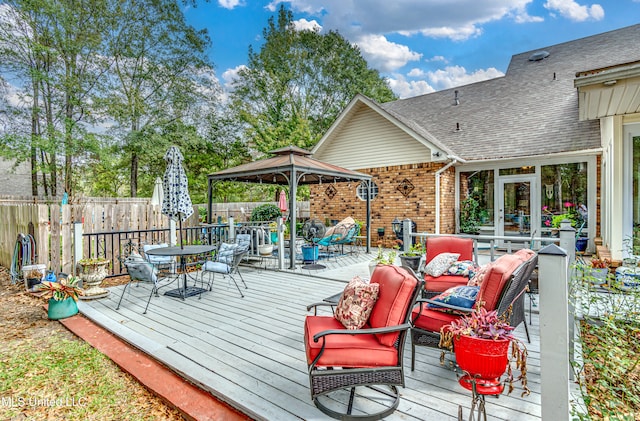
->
[59,313,251,421]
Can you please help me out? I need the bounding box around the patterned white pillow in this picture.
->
[424,252,460,277]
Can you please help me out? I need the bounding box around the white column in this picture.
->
[538,243,571,420]
[228,217,235,241]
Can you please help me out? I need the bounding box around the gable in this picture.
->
[313,99,445,169]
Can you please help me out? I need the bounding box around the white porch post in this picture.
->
[228,217,235,241]
[538,243,571,420]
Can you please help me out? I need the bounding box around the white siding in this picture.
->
[314,104,434,170]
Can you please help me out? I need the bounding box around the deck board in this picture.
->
[79,254,542,421]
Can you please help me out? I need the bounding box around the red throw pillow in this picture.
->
[335,276,380,330]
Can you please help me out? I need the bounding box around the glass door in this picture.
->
[498,177,536,242]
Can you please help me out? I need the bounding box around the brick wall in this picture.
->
[309,162,456,239]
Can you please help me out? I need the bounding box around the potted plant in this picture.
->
[369,246,397,276]
[399,242,424,272]
[77,257,110,298]
[587,258,610,285]
[38,276,84,320]
[441,307,529,396]
[459,195,481,234]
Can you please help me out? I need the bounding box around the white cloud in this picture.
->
[392,65,504,98]
[293,18,321,31]
[221,65,246,88]
[387,74,435,99]
[218,0,244,10]
[426,55,448,63]
[284,0,541,41]
[427,65,504,90]
[544,0,605,21]
[356,34,421,73]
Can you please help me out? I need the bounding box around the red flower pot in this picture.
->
[454,334,510,395]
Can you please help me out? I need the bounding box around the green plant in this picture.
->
[373,246,397,265]
[551,212,578,228]
[402,242,425,257]
[459,195,481,234]
[441,307,529,396]
[569,263,640,419]
[250,204,282,222]
[38,276,84,301]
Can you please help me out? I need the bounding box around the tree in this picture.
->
[96,0,216,197]
[230,5,396,155]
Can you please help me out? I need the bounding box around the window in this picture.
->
[357,181,378,201]
[459,170,494,227]
[540,162,588,231]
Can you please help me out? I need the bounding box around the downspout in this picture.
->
[435,157,459,234]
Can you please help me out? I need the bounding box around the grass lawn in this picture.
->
[0,267,184,420]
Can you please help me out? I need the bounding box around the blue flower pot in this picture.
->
[576,237,588,252]
[301,245,319,262]
[47,298,78,320]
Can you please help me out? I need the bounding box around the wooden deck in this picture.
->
[78,252,541,420]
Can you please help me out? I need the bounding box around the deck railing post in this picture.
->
[73,222,83,276]
[169,219,177,246]
[402,219,412,251]
[228,217,235,241]
[277,216,284,270]
[538,243,571,420]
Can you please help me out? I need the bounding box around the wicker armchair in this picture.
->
[304,265,423,420]
[410,251,537,371]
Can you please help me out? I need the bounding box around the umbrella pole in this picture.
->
[179,218,184,249]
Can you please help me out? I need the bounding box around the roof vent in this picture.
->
[529,50,550,61]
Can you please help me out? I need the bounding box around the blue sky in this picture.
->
[184,0,640,98]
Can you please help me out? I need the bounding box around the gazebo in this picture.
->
[207,146,372,269]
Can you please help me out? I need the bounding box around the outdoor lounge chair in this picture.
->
[304,265,423,419]
[201,243,248,297]
[410,250,537,371]
[316,217,358,256]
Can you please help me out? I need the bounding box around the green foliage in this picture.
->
[570,262,640,419]
[373,246,397,265]
[551,212,578,228]
[402,242,425,257]
[250,204,282,222]
[459,195,481,233]
[231,5,396,155]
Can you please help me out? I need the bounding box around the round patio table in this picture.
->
[145,244,215,299]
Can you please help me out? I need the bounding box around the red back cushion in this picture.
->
[477,254,523,310]
[368,265,418,346]
[426,236,474,264]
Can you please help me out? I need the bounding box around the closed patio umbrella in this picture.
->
[150,177,163,206]
[162,146,193,248]
[278,190,288,213]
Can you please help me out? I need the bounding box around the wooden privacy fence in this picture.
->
[0,200,310,276]
[0,203,198,275]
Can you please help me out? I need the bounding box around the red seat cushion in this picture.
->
[368,265,418,347]
[411,306,459,332]
[424,274,468,293]
[477,254,524,310]
[425,237,474,265]
[304,316,398,367]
